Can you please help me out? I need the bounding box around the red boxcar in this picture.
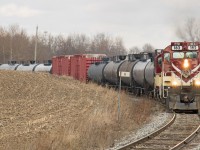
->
[52,56,64,75]
[70,54,106,82]
[52,54,106,83]
[61,55,71,76]
[70,55,81,80]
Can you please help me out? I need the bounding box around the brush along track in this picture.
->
[117,113,200,150]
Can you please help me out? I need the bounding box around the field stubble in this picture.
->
[0,70,163,150]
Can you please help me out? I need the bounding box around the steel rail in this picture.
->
[170,116,200,150]
[117,113,176,150]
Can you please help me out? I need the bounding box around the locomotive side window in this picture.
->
[173,52,184,59]
[164,53,170,62]
[158,57,162,67]
[186,52,197,58]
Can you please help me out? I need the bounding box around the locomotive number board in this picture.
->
[188,43,199,50]
[172,45,183,50]
[171,42,199,51]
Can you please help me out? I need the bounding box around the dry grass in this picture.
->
[33,85,154,150]
[0,70,161,150]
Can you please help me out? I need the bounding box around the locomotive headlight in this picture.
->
[183,59,189,69]
[195,80,200,86]
[172,81,178,86]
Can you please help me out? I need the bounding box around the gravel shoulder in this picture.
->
[108,112,172,150]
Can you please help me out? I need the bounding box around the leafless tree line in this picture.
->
[128,43,155,54]
[2,18,196,64]
[55,33,126,56]
[0,24,53,64]
[0,25,126,64]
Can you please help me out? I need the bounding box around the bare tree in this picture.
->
[90,33,112,54]
[176,18,200,41]
[112,37,126,55]
[0,27,6,63]
[142,43,154,53]
[90,33,126,56]
[129,46,141,54]
[73,34,90,53]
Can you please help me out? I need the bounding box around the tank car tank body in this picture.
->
[144,62,154,87]
[88,62,108,84]
[118,54,140,87]
[0,63,20,70]
[132,53,154,94]
[103,55,126,85]
[16,64,38,71]
[33,64,52,73]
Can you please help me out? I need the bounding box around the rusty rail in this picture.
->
[170,120,200,150]
[117,113,176,150]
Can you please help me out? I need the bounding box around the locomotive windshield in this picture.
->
[173,52,198,59]
[173,52,184,59]
[186,52,197,58]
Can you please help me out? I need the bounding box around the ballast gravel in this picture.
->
[108,112,172,150]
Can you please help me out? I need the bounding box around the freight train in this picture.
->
[2,42,199,114]
[88,42,200,114]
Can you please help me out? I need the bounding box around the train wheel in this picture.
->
[166,96,170,112]
[132,88,137,96]
[148,91,153,99]
[161,98,166,104]
[154,90,159,101]
[136,89,140,96]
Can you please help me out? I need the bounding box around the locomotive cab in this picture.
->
[154,42,200,114]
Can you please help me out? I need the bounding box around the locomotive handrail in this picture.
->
[164,71,176,76]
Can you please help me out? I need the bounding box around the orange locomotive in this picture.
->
[154,42,200,113]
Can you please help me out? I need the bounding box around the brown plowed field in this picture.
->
[0,70,162,150]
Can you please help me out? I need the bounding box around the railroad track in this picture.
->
[117,113,200,150]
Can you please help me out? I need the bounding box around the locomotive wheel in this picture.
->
[154,90,159,101]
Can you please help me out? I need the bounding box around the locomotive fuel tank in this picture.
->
[88,62,107,83]
[103,56,126,85]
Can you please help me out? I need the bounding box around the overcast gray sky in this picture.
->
[0,0,199,49]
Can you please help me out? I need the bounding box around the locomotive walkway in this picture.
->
[117,113,200,150]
